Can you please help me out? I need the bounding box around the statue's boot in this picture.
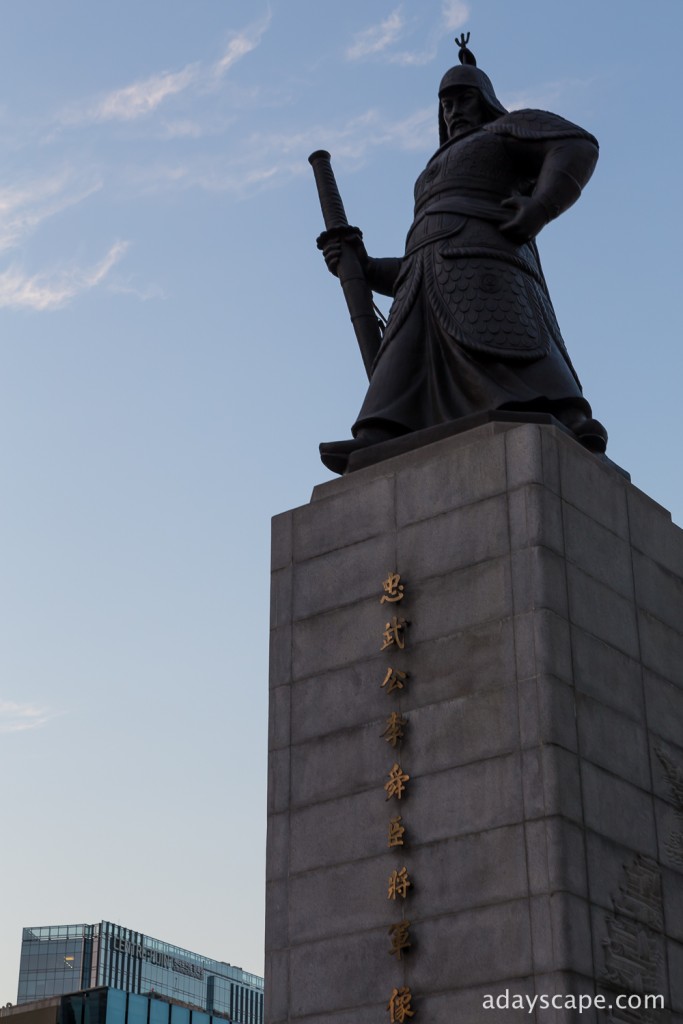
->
[552,405,608,455]
[573,417,608,454]
[320,426,397,474]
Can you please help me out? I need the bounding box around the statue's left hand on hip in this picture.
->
[499,196,548,244]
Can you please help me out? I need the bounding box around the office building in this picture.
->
[15,923,262,1024]
[2,986,233,1024]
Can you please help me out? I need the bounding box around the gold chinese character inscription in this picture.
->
[382,711,407,747]
[387,867,412,900]
[388,920,411,960]
[388,815,406,847]
[387,986,414,1023]
[380,572,405,604]
[381,667,407,694]
[385,763,410,801]
[381,616,407,651]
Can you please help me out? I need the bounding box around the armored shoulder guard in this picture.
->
[484,109,598,149]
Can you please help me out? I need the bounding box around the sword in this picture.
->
[308,149,382,379]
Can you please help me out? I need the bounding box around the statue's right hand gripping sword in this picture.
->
[308,149,382,380]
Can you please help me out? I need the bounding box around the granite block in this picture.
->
[517,675,577,751]
[570,628,644,721]
[513,608,572,684]
[269,623,292,690]
[400,618,517,707]
[290,660,386,745]
[638,610,683,687]
[292,533,395,620]
[654,796,683,874]
[289,789,388,873]
[628,485,682,575]
[396,493,509,581]
[270,565,293,631]
[662,864,683,944]
[265,810,289,882]
[271,510,293,571]
[563,501,634,599]
[532,972,602,1024]
[671,937,683,1007]
[633,549,683,635]
[576,693,650,790]
[288,1003,390,1024]
[651,738,683,809]
[268,747,290,815]
[528,893,554,974]
[539,423,562,494]
[646,671,683,748]
[396,432,507,525]
[504,422,546,489]
[407,900,533,990]
[524,816,588,899]
[406,686,520,775]
[268,684,291,752]
[407,825,528,917]
[264,950,289,1023]
[510,545,568,618]
[581,762,657,856]
[415,979,538,1024]
[291,599,380,680]
[558,433,629,537]
[289,719,389,808]
[407,557,511,643]
[507,483,564,554]
[567,563,639,659]
[548,892,594,975]
[288,927,397,1019]
[522,746,582,823]
[265,878,289,951]
[296,473,395,558]
[671,940,683,1012]
[288,855,390,943]
[408,754,523,841]
[584,830,651,913]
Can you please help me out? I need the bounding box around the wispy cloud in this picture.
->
[212,14,272,80]
[502,77,597,113]
[0,240,129,311]
[59,65,198,127]
[0,171,102,253]
[346,9,405,60]
[138,105,434,198]
[59,14,271,128]
[0,700,55,733]
[347,3,469,66]
[441,0,469,32]
[94,67,198,123]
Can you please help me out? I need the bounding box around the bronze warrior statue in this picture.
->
[313,35,607,475]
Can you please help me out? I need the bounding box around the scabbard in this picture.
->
[309,150,381,379]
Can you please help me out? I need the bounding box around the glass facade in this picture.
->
[34,987,241,1024]
[17,924,263,1024]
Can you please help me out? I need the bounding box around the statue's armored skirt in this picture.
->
[353,110,596,438]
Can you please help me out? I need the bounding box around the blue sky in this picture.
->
[1,0,682,1003]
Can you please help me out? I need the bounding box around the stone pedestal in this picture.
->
[266,422,683,1023]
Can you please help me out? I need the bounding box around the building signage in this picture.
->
[111,937,204,980]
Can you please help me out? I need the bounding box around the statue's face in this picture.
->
[440,86,486,138]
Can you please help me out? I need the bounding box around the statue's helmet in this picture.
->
[438,34,507,145]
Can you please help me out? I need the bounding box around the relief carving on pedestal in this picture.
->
[602,855,667,1023]
[655,747,683,868]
